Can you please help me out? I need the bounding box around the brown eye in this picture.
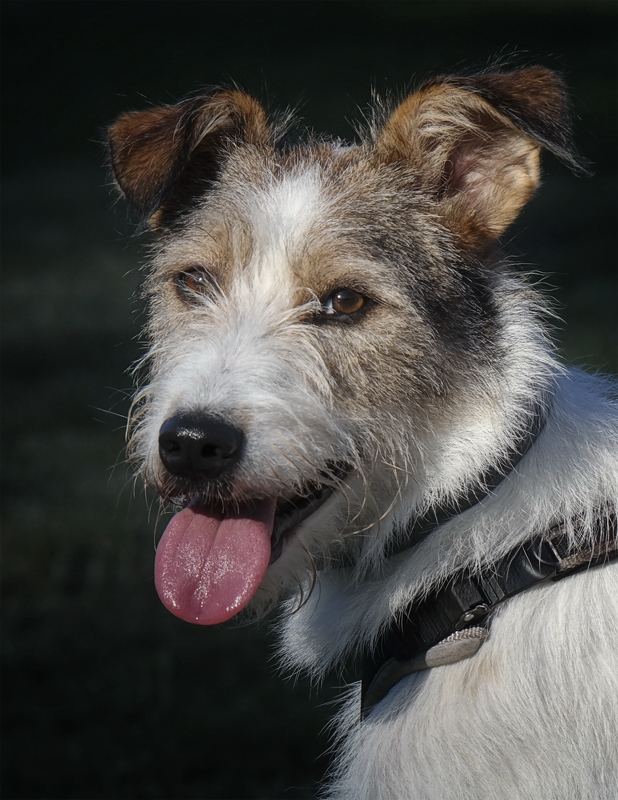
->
[174,267,214,302]
[322,288,366,317]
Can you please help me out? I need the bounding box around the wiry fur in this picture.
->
[108,68,618,799]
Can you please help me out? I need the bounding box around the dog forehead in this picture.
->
[237,146,431,260]
[247,166,325,244]
[155,144,430,295]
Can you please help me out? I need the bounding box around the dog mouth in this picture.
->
[153,465,348,627]
[270,464,348,562]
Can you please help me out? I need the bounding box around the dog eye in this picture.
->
[321,289,366,317]
[174,267,214,302]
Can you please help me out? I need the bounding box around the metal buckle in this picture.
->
[455,603,490,630]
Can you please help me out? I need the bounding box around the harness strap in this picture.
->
[361,507,617,718]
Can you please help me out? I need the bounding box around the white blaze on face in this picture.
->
[147,166,339,491]
[149,168,344,625]
[253,167,324,245]
[243,167,325,300]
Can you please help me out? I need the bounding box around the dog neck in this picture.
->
[331,396,551,571]
[386,399,550,559]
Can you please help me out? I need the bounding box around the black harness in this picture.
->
[361,509,618,717]
[359,403,618,718]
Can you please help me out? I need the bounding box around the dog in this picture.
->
[108,67,618,799]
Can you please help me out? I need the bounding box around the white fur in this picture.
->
[279,368,618,799]
[326,565,618,800]
[280,370,618,675]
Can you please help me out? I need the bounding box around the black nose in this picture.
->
[158,412,244,480]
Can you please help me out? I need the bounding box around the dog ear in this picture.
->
[107,90,270,225]
[375,67,584,249]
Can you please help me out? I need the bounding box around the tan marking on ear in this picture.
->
[375,77,547,249]
[200,90,270,145]
[438,120,541,247]
[107,91,270,220]
[108,105,187,213]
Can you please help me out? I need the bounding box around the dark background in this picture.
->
[2,2,616,798]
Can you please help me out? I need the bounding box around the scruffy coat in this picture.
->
[108,67,618,799]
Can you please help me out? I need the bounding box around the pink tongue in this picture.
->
[154,498,276,625]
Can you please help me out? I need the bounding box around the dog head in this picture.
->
[108,68,580,625]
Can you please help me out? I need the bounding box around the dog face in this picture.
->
[108,68,578,625]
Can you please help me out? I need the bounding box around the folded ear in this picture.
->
[107,90,270,225]
[374,67,584,249]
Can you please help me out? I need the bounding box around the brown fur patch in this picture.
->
[108,91,271,222]
[374,74,549,248]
